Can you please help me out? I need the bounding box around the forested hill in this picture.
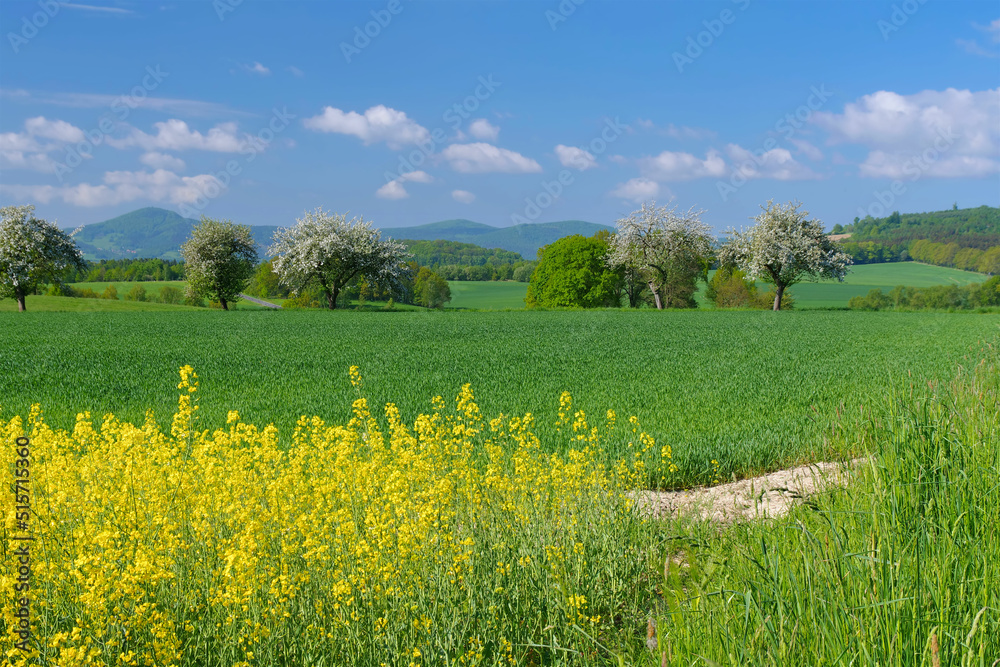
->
[70,208,278,260]
[834,206,1000,272]
[836,206,1000,249]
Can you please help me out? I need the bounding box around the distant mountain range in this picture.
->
[68,208,610,260]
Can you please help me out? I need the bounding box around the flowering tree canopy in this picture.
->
[719,200,853,311]
[269,209,410,310]
[606,201,714,309]
[0,204,85,312]
[181,217,258,311]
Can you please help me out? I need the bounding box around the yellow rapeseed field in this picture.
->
[2,366,671,666]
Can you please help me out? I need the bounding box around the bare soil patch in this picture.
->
[631,460,863,523]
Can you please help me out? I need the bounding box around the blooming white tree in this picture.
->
[0,204,85,312]
[606,200,714,309]
[269,209,410,310]
[719,200,853,311]
[181,217,258,310]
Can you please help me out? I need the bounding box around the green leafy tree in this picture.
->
[181,217,258,310]
[248,259,288,299]
[0,204,85,311]
[705,266,757,308]
[414,267,451,309]
[719,200,852,311]
[269,209,411,310]
[526,234,623,308]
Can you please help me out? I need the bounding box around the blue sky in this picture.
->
[1,0,998,234]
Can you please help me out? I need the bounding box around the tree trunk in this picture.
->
[15,286,26,312]
[773,283,785,311]
[220,297,228,311]
[648,281,663,310]
[328,285,340,310]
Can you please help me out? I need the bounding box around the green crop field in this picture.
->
[446,280,529,309]
[2,309,997,487]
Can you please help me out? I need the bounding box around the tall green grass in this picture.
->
[652,345,999,664]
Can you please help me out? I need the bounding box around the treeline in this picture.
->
[64,258,185,282]
[848,276,1000,311]
[839,238,1000,272]
[246,260,453,309]
[401,240,536,282]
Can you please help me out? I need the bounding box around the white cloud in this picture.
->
[452,189,476,204]
[108,119,249,152]
[302,104,430,149]
[60,3,134,14]
[554,144,597,170]
[0,169,225,207]
[399,170,433,183]
[0,89,250,118]
[287,65,305,77]
[441,143,542,174]
[610,178,660,202]
[376,170,433,199]
[0,150,59,173]
[23,116,85,143]
[975,18,1000,42]
[242,62,271,76]
[0,117,87,173]
[468,118,500,141]
[812,88,1000,177]
[957,38,998,58]
[638,149,726,181]
[140,151,186,171]
[858,151,1000,179]
[376,180,409,200]
[635,119,716,140]
[724,144,821,181]
[789,138,824,161]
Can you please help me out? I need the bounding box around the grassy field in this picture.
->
[446,280,529,309]
[2,309,997,487]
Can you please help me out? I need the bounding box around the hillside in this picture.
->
[70,208,279,260]
[381,219,611,258]
[836,205,1000,248]
[70,208,608,260]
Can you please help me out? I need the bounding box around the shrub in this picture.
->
[158,285,183,305]
[101,285,119,300]
[123,284,147,302]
